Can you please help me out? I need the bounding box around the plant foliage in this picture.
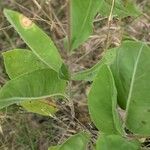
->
[0,0,149,149]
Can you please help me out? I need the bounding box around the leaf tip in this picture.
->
[3,8,12,17]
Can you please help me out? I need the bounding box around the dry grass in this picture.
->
[0,0,150,149]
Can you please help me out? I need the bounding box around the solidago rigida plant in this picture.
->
[0,0,150,149]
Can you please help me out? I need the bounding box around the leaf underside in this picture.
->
[21,100,58,116]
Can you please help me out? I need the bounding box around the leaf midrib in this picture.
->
[0,93,67,102]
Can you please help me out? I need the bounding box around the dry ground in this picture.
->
[0,0,150,150]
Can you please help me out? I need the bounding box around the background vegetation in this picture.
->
[0,0,149,149]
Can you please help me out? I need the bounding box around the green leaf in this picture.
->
[111,40,150,135]
[21,100,58,117]
[111,41,147,109]
[72,60,103,81]
[72,48,116,81]
[96,134,140,150]
[69,0,101,51]
[4,9,62,72]
[0,69,66,109]
[111,41,144,109]
[99,0,141,17]
[125,43,150,135]
[3,49,59,116]
[3,49,47,79]
[88,65,123,135]
[59,132,89,150]
[48,132,89,150]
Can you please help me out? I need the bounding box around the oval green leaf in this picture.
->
[111,41,145,109]
[125,42,150,136]
[0,69,66,109]
[111,40,150,135]
[3,49,59,116]
[88,65,123,135]
[96,134,140,150]
[4,9,62,72]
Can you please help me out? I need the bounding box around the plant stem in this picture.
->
[105,0,115,52]
[66,0,75,119]
[67,0,71,52]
